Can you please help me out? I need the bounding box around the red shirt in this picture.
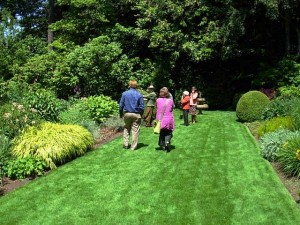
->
[181,96,190,110]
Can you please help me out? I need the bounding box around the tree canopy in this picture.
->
[1,0,299,108]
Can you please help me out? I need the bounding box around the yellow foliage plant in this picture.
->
[12,122,94,169]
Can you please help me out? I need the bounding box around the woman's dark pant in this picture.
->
[158,129,173,148]
[183,109,189,126]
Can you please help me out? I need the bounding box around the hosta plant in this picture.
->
[12,122,94,169]
[5,156,47,180]
[259,129,300,162]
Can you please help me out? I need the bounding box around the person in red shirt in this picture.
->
[181,91,190,126]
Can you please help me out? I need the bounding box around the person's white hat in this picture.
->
[148,85,155,89]
[183,91,189,96]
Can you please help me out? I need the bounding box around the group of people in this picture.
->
[180,86,199,126]
[119,80,199,152]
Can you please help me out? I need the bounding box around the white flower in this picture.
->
[3,112,11,118]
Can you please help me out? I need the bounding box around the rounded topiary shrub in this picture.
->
[236,91,270,122]
[12,122,94,169]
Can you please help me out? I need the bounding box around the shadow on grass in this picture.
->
[136,143,149,150]
[155,145,175,152]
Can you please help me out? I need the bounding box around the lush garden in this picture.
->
[0,87,124,188]
[1,0,300,222]
[235,87,300,182]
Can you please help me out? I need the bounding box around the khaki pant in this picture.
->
[143,106,154,127]
[123,113,142,150]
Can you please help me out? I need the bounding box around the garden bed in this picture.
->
[0,127,122,197]
[271,162,300,203]
[246,122,300,203]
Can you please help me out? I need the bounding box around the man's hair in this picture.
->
[159,87,170,98]
[129,80,138,88]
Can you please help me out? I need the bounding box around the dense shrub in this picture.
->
[83,95,119,123]
[0,102,43,139]
[278,85,300,99]
[278,136,300,177]
[262,98,287,120]
[236,90,270,122]
[290,102,300,131]
[253,56,300,88]
[4,156,47,180]
[262,97,300,120]
[102,116,124,132]
[79,120,101,140]
[257,116,294,137]
[58,100,91,124]
[259,129,300,161]
[24,88,67,121]
[12,123,94,169]
[58,102,101,140]
[4,80,30,103]
[0,134,10,186]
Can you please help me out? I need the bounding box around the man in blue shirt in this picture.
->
[119,80,145,150]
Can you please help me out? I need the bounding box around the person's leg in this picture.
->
[131,113,142,150]
[148,107,154,126]
[164,130,172,152]
[144,107,151,127]
[183,109,189,126]
[123,113,132,148]
[191,106,197,123]
[158,129,166,149]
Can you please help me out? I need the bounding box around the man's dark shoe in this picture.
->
[123,145,130,149]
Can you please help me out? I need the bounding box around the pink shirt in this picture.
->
[190,92,198,105]
[156,98,175,131]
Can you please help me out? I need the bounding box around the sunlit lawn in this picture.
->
[1,110,300,225]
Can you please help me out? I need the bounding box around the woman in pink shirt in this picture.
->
[156,87,175,152]
[189,86,198,124]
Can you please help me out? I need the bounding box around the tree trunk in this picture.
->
[48,0,55,50]
[284,9,291,55]
[297,23,300,56]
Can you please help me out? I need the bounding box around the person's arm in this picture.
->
[138,95,145,115]
[119,94,125,111]
[192,92,198,100]
[181,96,189,104]
[170,99,174,111]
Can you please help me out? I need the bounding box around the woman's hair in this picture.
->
[191,86,197,91]
[159,87,170,98]
[129,80,138,88]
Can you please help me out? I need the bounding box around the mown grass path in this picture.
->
[1,111,300,225]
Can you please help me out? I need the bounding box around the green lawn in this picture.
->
[1,111,300,225]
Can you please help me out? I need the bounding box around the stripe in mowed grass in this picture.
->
[0,110,300,225]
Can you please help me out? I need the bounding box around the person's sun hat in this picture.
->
[148,84,155,89]
[183,91,189,96]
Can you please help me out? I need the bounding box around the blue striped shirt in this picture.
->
[119,88,145,115]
